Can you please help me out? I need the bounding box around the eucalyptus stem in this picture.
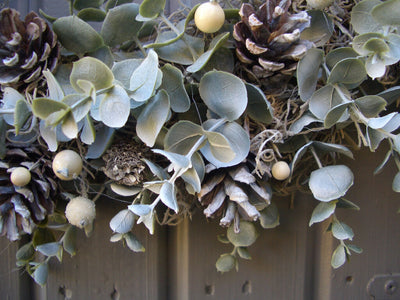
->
[304,135,323,169]
[69,0,74,15]
[133,36,147,57]
[159,12,198,61]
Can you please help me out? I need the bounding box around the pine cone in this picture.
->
[233,0,312,90]
[0,146,58,241]
[198,159,271,227]
[0,8,59,92]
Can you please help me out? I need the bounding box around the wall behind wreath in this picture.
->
[0,0,400,299]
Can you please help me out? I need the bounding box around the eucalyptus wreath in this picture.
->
[0,0,399,285]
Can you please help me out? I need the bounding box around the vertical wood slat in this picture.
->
[34,198,167,300]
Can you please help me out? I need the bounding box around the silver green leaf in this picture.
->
[301,10,333,47]
[109,209,135,234]
[101,3,142,47]
[259,203,280,229]
[354,95,387,117]
[36,242,61,257]
[216,253,236,273]
[33,263,49,286]
[350,0,382,34]
[297,48,324,101]
[99,85,130,128]
[331,244,347,269]
[160,64,190,113]
[160,181,178,213]
[138,0,166,19]
[53,16,104,55]
[164,120,204,154]
[328,58,366,85]
[199,71,247,121]
[125,232,145,252]
[136,90,170,147]
[371,0,400,26]
[309,201,337,226]
[392,172,400,192]
[309,165,354,202]
[227,221,258,247]
[332,219,354,240]
[245,83,274,124]
[128,204,152,217]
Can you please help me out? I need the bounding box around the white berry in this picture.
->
[52,150,83,181]
[271,161,291,181]
[10,167,31,186]
[194,1,225,33]
[65,196,96,229]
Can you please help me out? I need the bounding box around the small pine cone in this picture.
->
[0,145,58,241]
[0,8,59,92]
[102,141,150,186]
[198,160,271,227]
[233,0,313,90]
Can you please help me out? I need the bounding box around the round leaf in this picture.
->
[350,0,382,34]
[70,57,114,93]
[297,48,324,101]
[160,64,190,113]
[53,16,104,55]
[331,244,347,269]
[328,58,366,85]
[309,165,354,202]
[332,220,354,240]
[227,221,258,247]
[245,83,274,124]
[201,120,250,168]
[101,4,142,47]
[77,8,106,22]
[110,209,136,234]
[199,71,247,121]
[309,201,336,226]
[372,0,400,26]
[216,254,236,273]
[392,172,400,192]
[300,10,333,47]
[139,0,166,19]
[99,85,131,128]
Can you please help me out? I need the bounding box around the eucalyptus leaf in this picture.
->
[300,10,333,47]
[187,32,230,73]
[332,219,354,240]
[85,125,115,159]
[352,33,385,56]
[74,0,102,10]
[181,152,205,194]
[392,172,400,192]
[160,181,178,213]
[70,57,114,94]
[216,254,236,273]
[201,120,250,168]
[326,47,359,70]
[136,90,170,147]
[289,113,322,134]
[62,94,92,123]
[204,131,236,163]
[110,183,141,197]
[324,103,350,128]
[33,263,48,286]
[43,70,64,101]
[125,232,145,252]
[32,98,69,120]
[101,4,142,47]
[77,8,106,22]
[128,204,152,216]
[290,141,312,173]
[53,16,104,55]
[16,242,35,262]
[297,48,324,101]
[337,198,360,210]
[309,165,354,202]
[152,149,191,170]
[309,201,336,226]
[365,54,386,79]
[110,233,124,242]
[129,49,159,102]
[61,111,78,139]
[39,121,58,151]
[199,71,247,121]
[366,126,385,151]
[105,0,133,10]
[145,6,198,49]
[160,64,190,113]
[350,0,383,34]
[245,83,274,124]
[110,209,135,234]
[331,244,347,269]
[355,95,387,117]
[368,112,397,129]
[63,226,77,256]
[347,244,363,254]
[142,159,170,180]
[36,242,61,257]
[99,85,130,128]
[227,221,258,247]
[328,58,366,85]
[138,0,166,19]
[259,202,279,229]
[80,116,95,145]
[237,247,252,260]
[155,33,204,65]
[14,99,30,135]
[88,46,114,68]
[164,120,204,154]
[371,0,400,26]
[313,142,354,159]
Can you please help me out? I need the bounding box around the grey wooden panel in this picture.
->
[318,148,400,300]
[34,198,167,300]
[169,194,319,300]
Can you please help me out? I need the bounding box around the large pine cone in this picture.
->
[0,8,59,91]
[198,159,271,228]
[233,0,313,90]
[0,146,58,241]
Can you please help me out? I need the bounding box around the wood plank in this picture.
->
[169,193,318,300]
[34,198,167,300]
[314,148,400,300]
